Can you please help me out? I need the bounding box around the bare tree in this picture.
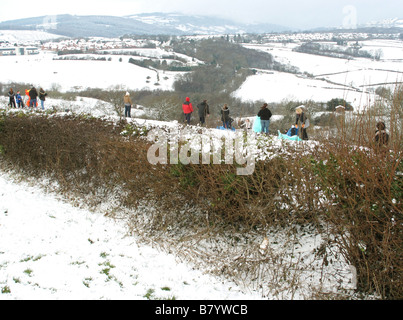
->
[106,85,127,120]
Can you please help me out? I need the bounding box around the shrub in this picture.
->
[308,142,402,298]
[0,100,401,298]
[327,98,354,111]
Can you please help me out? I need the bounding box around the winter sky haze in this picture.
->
[0,0,401,29]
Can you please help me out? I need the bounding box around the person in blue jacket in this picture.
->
[287,125,298,137]
[15,91,25,108]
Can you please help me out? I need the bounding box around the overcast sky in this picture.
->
[0,0,401,29]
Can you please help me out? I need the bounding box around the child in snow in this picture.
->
[241,119,252,131]
[15,91,25,108]
[286,125,299,137]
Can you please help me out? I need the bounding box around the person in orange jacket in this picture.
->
[25,89,31,107]
[182,97,193,125]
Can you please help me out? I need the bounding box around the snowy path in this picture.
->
[0,172,262,300]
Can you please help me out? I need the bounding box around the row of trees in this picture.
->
[294,42,383,60]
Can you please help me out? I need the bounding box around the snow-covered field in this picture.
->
[0,52,179,92]
[0,30,65,44]
[0,103,361,300]
[1,35,402,112]
[236,40,403,111]
[0,170,264,300]
[232,70,374,109]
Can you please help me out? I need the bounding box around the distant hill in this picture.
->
[0,13,291,38]
[1,13,401,38]
[362,17,403,29]
[126,12,291,35]
[309,17,403,34]
[0,14,178,38]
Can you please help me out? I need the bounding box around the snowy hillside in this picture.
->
[0,52,179,92]
[126,12,289,34]
[0,13,290,38]
[0,171,263,300]
[362,18,403,29]
[0,30,65,44]
[0,101,364,300]
[1,37,402,112]
[235,40,403,111]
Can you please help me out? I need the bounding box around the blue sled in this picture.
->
[278,130,302,141]
[252,116,261,133]
[217,126,236,131]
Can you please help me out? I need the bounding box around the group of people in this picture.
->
[181,97,211,126]
[128,95,390,147]
[180,97,311,140]
[255,103,309,140]
[8,87,48,110]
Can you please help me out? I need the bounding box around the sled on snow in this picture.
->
[278,130,302,141]
[216,126,236,131]
[252,116,261,133]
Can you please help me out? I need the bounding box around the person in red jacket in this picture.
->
[182,97,193,125]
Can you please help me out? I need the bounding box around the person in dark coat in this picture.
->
[375,121,389,147]
[197,100,210,125]
[295,106,309,140]
[29,87,38,108]
[257,103,272,135]
[221,104,230,129]
[8,88,16,108]
[39,88,48,110]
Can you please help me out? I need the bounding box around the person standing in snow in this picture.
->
[295,106,309,141]
[8,88,16,108]
[197,99,210,126]
[221,104,231,129]
[375,121,389,147]
[39,88,48,110]
[240,119,252,132]
[28,87,38,108]
[182,97,193,125]
[257,103,272,135]
[15,91,25,108]
[124,92,132,118]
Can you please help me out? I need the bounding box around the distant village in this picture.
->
[0,30,401,56]
[0,37,152,56]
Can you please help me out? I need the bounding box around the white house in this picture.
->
[0,47,39,56]
[0,48,16,56]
